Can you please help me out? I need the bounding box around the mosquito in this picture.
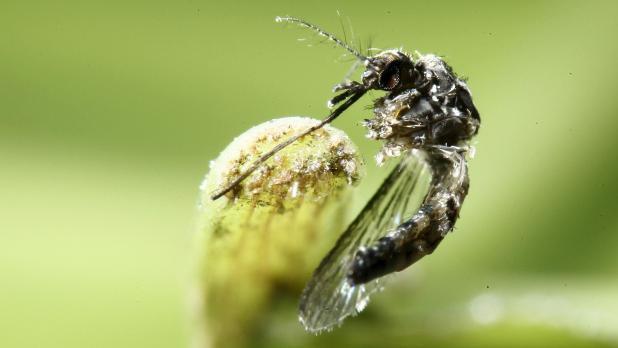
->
[211,16,481,333]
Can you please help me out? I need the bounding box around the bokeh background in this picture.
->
[2,1,618,347]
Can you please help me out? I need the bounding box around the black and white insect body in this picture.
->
[211,17,480,333]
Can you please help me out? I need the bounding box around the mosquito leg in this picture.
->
[332,59,362,91]
[332,79,361,92]
[328,81,364,108]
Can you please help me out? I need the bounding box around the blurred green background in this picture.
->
[2,0,618,347]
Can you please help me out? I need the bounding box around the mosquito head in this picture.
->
[361,50,420,92]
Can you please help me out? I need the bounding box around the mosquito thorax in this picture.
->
[361,52,480,165]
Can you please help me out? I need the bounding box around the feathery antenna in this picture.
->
[275,16,367,61]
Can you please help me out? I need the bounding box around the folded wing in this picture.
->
[299,150,431,333]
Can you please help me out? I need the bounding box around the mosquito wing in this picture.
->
[299,150,431,333]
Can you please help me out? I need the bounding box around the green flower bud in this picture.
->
[194,117,363,348]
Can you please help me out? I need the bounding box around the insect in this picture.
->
[211,16,480,333]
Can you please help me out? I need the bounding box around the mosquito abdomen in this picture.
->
[348,149,469,285]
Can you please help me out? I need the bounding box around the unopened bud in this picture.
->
[193,117,363,348]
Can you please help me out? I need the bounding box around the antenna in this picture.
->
[275,16,368,61]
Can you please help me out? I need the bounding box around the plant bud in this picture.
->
[194,117,363,348]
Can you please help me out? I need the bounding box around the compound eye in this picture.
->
[379,61,401,90]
